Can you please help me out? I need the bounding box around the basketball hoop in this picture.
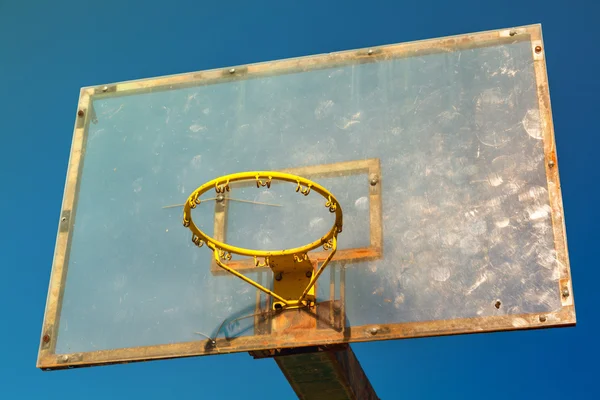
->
[183,171,343,310]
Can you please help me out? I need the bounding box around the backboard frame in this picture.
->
[37,24,575,370]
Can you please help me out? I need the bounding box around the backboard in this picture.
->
[38,24,575,370]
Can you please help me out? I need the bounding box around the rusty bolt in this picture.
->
[562,288,570,298]
[77,109,84,117]
[548,160,555,168]
[535,45,542,54]
[42,334,51,344]
[369,174,379,186]
[306,271,312,278]
[539,315,547,323]
[494,300,502,309]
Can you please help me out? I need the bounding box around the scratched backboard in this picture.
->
[38,24,575,370]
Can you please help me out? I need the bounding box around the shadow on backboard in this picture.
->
[200,301,349,352]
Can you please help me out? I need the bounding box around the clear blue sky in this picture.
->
[1,0,597,398]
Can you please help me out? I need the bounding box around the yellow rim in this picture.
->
[183,171,343,258]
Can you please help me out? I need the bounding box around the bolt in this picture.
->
[539,315,547,322]
[229,68,236,74]
[216,194,225,203]
[77,109,84,117]
[369,327,379,335]
[42,334,50,344]
[306,271,312,278]
[535,45,542,54]
[275,272,282,281]
[369,174,379,186]
[61,355,69,362]
[367,49,373,55]
[494,300,502,309]
[562,288,570,298]
[548,160,555,168]
[102,86,109,92]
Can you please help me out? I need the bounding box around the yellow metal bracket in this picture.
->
[183,171,343,310]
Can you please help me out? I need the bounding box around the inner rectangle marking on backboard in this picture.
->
[210,158,383,275]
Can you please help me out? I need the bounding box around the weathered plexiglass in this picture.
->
[38,25,574,369]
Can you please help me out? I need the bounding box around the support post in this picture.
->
[250,345,379,400]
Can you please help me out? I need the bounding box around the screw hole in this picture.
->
[494,300,502,309]
[274,303,283,311]
[275,272,282,281]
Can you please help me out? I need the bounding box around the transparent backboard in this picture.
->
[38,24,575,369]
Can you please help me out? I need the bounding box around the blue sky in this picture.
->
[1,0,598,398]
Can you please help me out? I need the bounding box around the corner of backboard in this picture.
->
[79,86,90,95]
[36,350,56,371]
[553,305,577,328]
[74,88,97,127]
[566,306,577,326]
[524,23,543,41]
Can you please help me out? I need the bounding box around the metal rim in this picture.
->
[183,171,343,257]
